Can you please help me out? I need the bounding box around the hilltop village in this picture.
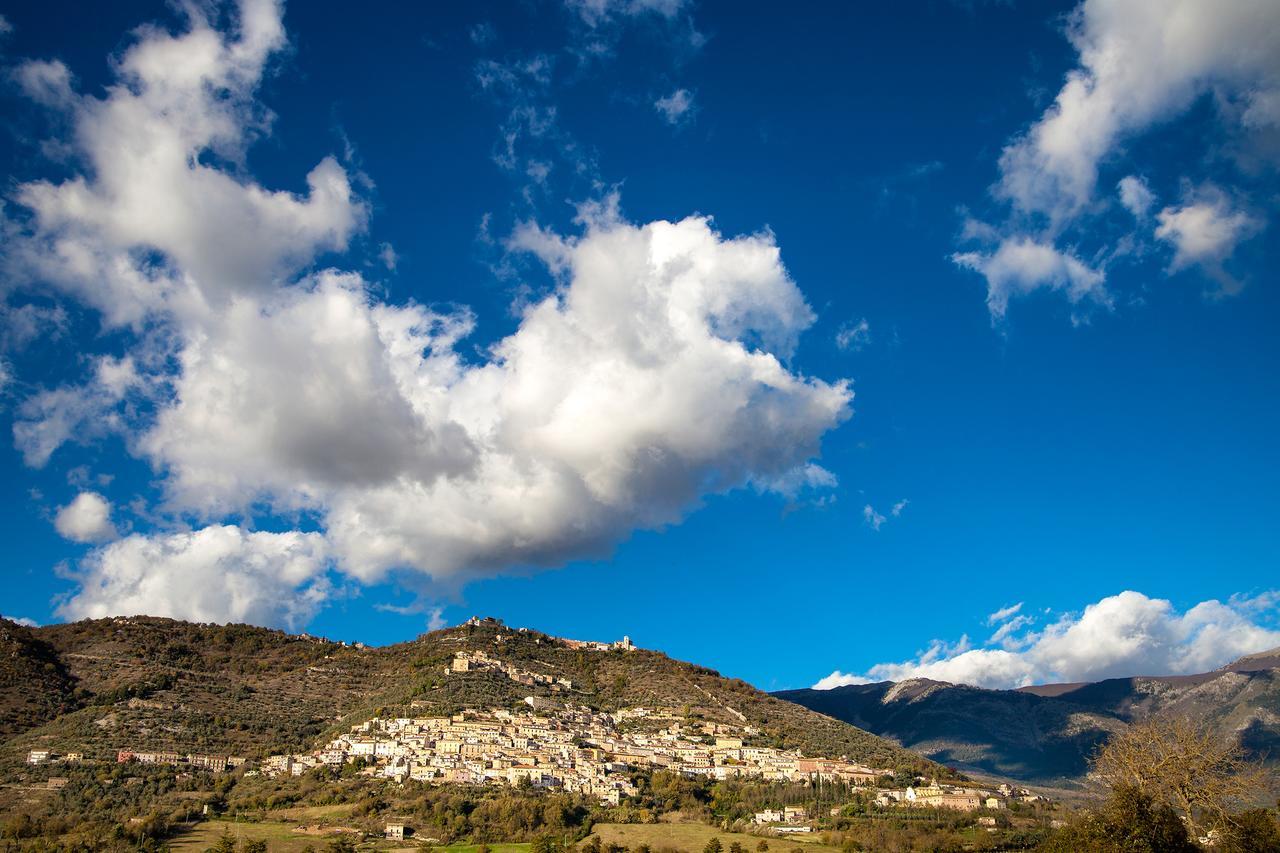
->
[259,638,894,805]
[26,624,1043,822]
[260,698,890,806]
[14,620,1057,850]
[248,631,1037,817]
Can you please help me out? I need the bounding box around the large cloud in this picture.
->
[5,0,850,620]
[143,213,851,583]
[815,590,1280,690]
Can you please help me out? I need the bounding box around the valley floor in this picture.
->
[168,818,536,853]
[166,819,841,853]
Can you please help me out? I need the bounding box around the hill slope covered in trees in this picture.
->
[1,615,942,778]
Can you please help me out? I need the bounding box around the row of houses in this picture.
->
[116,751,248,771]
[874,779,1009,812]
[25,750,82,765]
[753,806,809,825]
[28,748,247,772]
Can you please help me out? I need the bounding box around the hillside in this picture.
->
[1,616,942,777]
[0,619,78,736]
[774,648,1280,786]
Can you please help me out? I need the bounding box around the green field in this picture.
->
[587,824,839,853]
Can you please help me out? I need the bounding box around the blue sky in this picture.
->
[1,0,1278,691]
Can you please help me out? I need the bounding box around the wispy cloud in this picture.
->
[954,0,1280,320]
[835,318,870,351]
[863,498,907,531]
[654,88,695,125]
[986,601,1023,626]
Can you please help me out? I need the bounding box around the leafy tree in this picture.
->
[531,835,558,853]
[1038,785,1196,853]
[207,831,238,853]
[1221,808,1280,853]
[703,837,723,853]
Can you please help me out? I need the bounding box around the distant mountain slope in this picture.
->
[774,648,1280,786]
[1223,646,1280,673]
[1,616,943,778]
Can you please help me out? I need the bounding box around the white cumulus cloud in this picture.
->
[814,590,1280,690]
[4,0,364,329]
[5,0,851,623]
[58,526,332,630]
[53,491,118,543]
[136,212,851,586]
[1155,192,1262,276]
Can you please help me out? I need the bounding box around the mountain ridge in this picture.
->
[774,647,1280,786]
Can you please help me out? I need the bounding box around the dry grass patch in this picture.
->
[170,819,360,852]
[270,802,359,821]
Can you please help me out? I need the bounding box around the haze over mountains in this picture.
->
[777,648,1280,786]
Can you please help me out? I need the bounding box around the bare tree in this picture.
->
[1090,714,1272,840]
